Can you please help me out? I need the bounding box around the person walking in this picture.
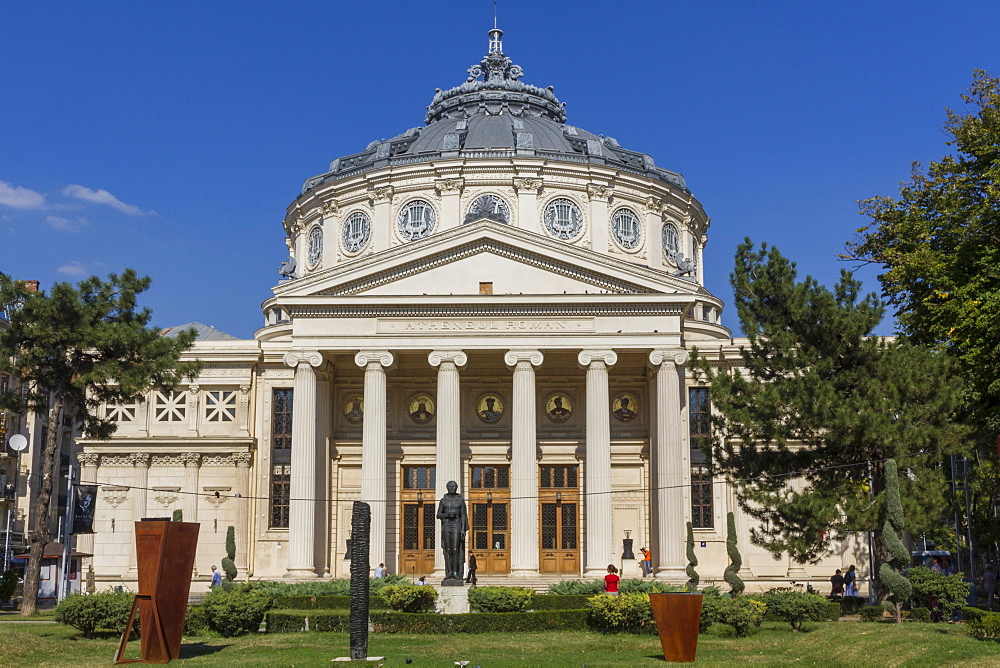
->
[210,565,222,588]
[843,565,858,597]
[982,565,996,611]
[603,564,620,596]
[465,551,478,585]
[830,569,845,597]
[640,547,652,577]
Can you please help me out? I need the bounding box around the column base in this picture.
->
[653,568,688,583]
[584,568,609,578]
[284,568,321,579]
[509,568,539,578]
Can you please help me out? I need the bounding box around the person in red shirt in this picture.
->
[603,564,620,595]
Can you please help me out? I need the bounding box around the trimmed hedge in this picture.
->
[55,591,137,638]
[265,609,588,634]
[531,595,592,610]
[838,596,867,616]
[909,606,931,623]
[468,586,533,613]
[967,611,1000,640]
[859,605,885,622]
[379,585,438,613]
[270,595,388,611]
[756,589,831,630]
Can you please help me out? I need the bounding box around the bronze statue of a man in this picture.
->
[436,480,469,584]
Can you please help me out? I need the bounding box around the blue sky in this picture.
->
[2,1,997,338]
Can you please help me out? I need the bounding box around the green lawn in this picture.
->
[0,621,997,666]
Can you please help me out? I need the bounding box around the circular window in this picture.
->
[307,226,323,268]
[611,208,643,250]
[466,194,510,224]
[341,211,371,253]
[543,198,584,240]
[661,222,680,260]
[397,200,436,241]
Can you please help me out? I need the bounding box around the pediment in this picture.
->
[273,221,698,299]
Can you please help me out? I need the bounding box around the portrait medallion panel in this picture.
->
[611,392,639,422]
[544,392,573,423]
[407,393,435,424]
[342,394,364,425]
[476,393,504,424]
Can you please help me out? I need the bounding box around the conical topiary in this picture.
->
[878,459,911,623]
[222,526,238,581]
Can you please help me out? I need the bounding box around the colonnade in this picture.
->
[282,347,691,579]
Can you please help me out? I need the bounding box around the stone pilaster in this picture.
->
[127,453,151,577]
[505,350,544,576]
[232,452,253,571]
[579,350,617,576]
[429,350,468,575]
[180,452,201,525]
[355,350,394,570]
[649,348,690,580]
[283,350,326,578]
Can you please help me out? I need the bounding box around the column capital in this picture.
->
[128,453,151,468]
[428,350,467,368]
[77,452,100,467]
[649,348,689,367]
[578,349,617,368]
[355,350,394,369]
[504,349,543,368]
[180,452,202,468]
[231,452,253,467]
[282,350,326,369]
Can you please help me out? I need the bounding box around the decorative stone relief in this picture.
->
[434,177,464,194]
[368,185,394,202]
[321,200,340,217]
[512,177,542,194]
[127,453,151,468]
[202,455,234,467]
[204,486,232,507]
[77,452,100,467]
[152,455,184,467]
[102,487,129,508]
[181,452,202,468]
[231,452,253,467]
[100,455,132,468]
[152,487,180,508]
[586,184,613,202]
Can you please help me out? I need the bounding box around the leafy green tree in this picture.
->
[172,509,183,522]
[694,241,968,573]
[685,521,699,592]
[878,459,911,623]
[847,70,1000,435]
[724,512,744,595]
[0,270,198,616]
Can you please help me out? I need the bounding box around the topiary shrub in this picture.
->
[201,586,272,637]
[548,579,603,596]
[55,590,136,638]
[171,509,183,522]
[587,593,655,634]
[618,579,686,594]
[859,605,884,622]
[531,594,591,610]
[878,459,911,623]
[685,521,699,592]
[269,594,388,610]
[378,584,438,613]
[907,566,970,620]
[715,597,766,637]
[909,606,931,623]
[824,600,843,621]
[221,526,237,582]
[757,589,830,630]
[699,590,725,633]
[183,604,211,635]
[468,586,533,613]
[724,512,744,595]
[839,596,866,616]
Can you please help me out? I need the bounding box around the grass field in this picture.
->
[0,620,997,666]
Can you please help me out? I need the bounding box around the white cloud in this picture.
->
[56,261,89,277]
[62,184,153,215]
[45,215,89,231]
[0,181,46,209]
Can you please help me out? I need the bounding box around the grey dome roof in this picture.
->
[301,30,687,194]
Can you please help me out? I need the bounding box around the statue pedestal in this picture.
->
[435,585,470,614]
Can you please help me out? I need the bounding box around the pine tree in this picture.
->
[222,526,237,581]
[685,521,699,592]
[724,512,744,595]
[0,270,198,616]
[695,240,968,573]
[878,459,912,623]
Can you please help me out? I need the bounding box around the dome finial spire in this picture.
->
[488,0,502,53]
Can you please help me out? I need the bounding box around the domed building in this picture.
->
[75,30,865,589]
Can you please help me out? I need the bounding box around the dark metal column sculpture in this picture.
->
[349,501,371,661]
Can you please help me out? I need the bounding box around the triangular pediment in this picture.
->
[273,221,702,299]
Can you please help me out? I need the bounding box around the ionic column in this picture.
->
[649,348,690,580]
[355,350,394,569]
[429,350,468,575]
[232,452,253,572]
[283,350,326,578]
[75,453,100,565]
[505,350,544,576]
[579,350,617,576]
[127,453,151,578]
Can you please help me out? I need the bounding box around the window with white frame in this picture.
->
[153,390,187,422]
[204,390,237,422]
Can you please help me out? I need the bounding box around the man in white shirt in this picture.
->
[374,563,386,578]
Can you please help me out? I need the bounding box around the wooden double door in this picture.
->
[539,494,580,574]
[469,492,510,574]
[399,500,436,578]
